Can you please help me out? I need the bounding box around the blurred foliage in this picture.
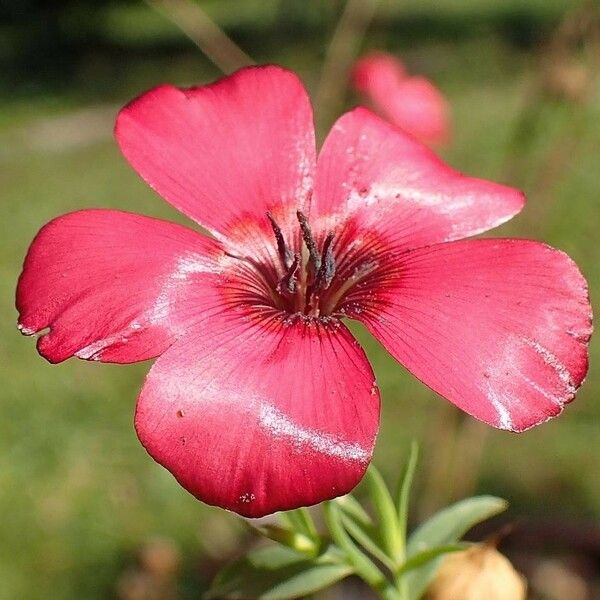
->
[0,1,598,599]
[0,0,576,98]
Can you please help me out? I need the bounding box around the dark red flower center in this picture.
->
[221,212,386,322]
[260,211,380,319]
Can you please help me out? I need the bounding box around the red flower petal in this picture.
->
[379,76,450,145]
[352,53,408,94]
[358,239,592,431]
[352,53,449,145]
[313,108,524,251]
[135,310,380,517]
[17,210,223,364]
[115,66,316,245]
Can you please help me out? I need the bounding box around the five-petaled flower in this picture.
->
[17,66,592,517]
[352,52,451,145]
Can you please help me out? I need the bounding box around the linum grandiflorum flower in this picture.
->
[17,66,591,517]
[352,52,450,145]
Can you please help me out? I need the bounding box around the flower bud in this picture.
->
[426,542,527,600]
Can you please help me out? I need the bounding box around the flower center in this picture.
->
[265,211,377,318]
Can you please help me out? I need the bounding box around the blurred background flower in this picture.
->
[1,0,599,598]
[352,52,451,145]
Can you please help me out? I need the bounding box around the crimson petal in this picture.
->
[358,239,592,431]
[115,65,316,245]
[313,108,524,250]
[17,210,223,363]
[135,310,380,517]
[352,52,408,94]
[353,53,450,145]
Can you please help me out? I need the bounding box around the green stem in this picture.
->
[396,575,409,600]
[315,0,381,133]
[380,585,403,600]
[144,0,254,73]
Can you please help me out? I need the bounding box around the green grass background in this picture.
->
[0,0,598,597]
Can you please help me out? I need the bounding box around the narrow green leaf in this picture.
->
[278,508,319,542]
[205,545,351,600]
[294,508,320,541]
[278,511,308,536]
[363,465,403,561]
[407,496,507,557]
[323,501,389,591]
[335,493,373,527]
[404,496,507,600]
[397,441,419,551]
[339,512,395,570]
[396,543,467,576]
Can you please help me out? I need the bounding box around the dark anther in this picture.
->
[267,211,291,268]
[296,210,321,271]
[314,232,336,290]
[278,253,301,294]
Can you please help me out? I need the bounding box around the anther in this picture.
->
[314,232,336,290]
[267,211,291,268]
[277,253,301,294]
[296,210,321,271]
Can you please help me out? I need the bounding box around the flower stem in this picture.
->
[315,0,381,133]
[144,0,254,73]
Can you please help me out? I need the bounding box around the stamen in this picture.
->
[296,210,321,271]
[352,260,378,280]
[267,212,291,268]
[320,259,379,316]
[277,253,301,294]
[314,232,336,291]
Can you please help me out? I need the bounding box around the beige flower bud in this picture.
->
[426,542,527,600]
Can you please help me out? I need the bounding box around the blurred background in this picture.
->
[1,0,599,598]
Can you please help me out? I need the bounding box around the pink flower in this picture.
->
[352,52,451,145]
[17,66,591,517]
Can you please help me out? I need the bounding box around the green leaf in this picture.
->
[404,496,507,600]
[205,545,352,600]
[397,441,419,551]
[339,512,395,570]
[363,465,403,561]
[322,501,388,590]
[407,496,507,556]
[278,508,319,542]
[335,494,373,527]
[396,543,468,576]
